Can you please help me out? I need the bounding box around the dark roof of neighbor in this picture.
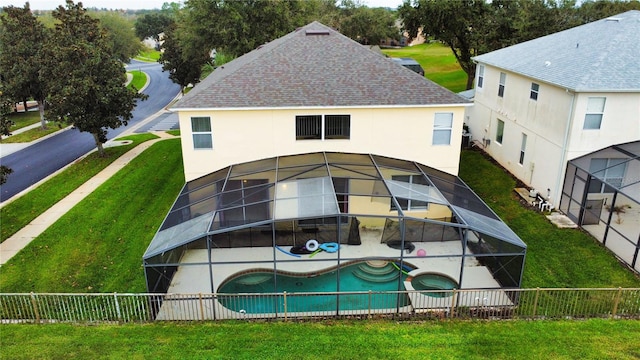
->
[474,10,640,92]
[173,21,470,109]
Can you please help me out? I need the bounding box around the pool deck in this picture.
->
[155,240,514,320]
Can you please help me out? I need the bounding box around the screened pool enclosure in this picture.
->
[144,152,526,298]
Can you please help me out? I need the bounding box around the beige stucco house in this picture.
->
[143,22,527,308]
[465,10,640,206]
[172,21,470,182]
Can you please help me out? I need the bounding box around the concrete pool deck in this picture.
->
[154,240,514,320]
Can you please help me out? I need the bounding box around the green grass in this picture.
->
[0,138,183,293]
[1,319,639,359]
[0,134,159,243]
[5,111,43,131]
[135,48,161,62]
[0,122,66,143]
[459,150,640,288]
[166,129,180,136]
[127,70,148,91]
[382,43,468,92]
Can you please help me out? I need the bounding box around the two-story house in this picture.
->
[143,22,527,314]
[466,10,640,207]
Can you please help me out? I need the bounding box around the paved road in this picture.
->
[0,60,181,202]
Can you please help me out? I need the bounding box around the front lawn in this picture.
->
[5,111,43,132]
[0,122,65,143]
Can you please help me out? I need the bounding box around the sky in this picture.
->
[4,0,405,11]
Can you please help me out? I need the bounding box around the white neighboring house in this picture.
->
[465,10,640,206]
[172,21,471,182]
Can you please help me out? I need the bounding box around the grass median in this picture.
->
[127,70,148,91]
[0,133,159,243]
[1,319,639,359]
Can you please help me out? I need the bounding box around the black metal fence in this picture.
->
[1,288,639,323]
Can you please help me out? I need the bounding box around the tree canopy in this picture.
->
[159,22,211,93]
[0,3,49,129]
[93,11,143,62]
[134,12,174,42]
[43,0,146,156]
[0,90,14,185]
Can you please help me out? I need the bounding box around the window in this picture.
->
[519,133,527,165]
[296,115,350,140]
[584,97,606,129]
[496,119,504,144]
[530,83,539,100]
[191,117,212,149]
[390,175,428,211]
[588,158,627,193]
[432,113,453,145]
[498,72,506,97]
[477,64,484,88]
[296,115,322,139]
[325,115,350,139]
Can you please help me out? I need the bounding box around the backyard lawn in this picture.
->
[382,43,468,92]
[1,319,639,359]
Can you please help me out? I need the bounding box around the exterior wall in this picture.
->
[466,64,573,204]
[178,106,467,182]
[466,63,640,205]
[566,93,640,161]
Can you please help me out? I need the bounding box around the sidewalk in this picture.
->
[0,131,176,266]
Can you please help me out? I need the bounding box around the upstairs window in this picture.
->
[498,72,506,97]
[191,117,212,149]
[477,64,485,88]
[584,97,606,129]
[496,119,505,144]
[296,115,350,140]
[325,115,350,139]
[530,83,539,100]
[296,115,322,139]
[432,112,453,145]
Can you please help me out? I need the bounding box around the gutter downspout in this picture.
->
[553,90,576,205]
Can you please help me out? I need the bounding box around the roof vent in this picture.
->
[605,17,621,22]
[305,29,330,36]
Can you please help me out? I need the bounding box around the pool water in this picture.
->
[410,273,458,298]
[218,261,410,313]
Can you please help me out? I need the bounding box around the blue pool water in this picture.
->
[218,261,410,313]
[410,273,458,297]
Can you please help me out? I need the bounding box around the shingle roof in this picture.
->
[173,22,470,109]
[473,10,640,92]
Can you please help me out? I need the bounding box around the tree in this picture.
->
[339,5,400,45]
[134,12,174,42]
[399,0,488,90]
[0,3,49,129]
[0,90,14,185]
[43,1,146,156]
[93,11,143,63]
[159,22,210,92]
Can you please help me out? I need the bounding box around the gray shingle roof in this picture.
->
[173,22,470,109]
[474,10,640,92]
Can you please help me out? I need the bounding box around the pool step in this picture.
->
[358,262,395,276]
[352,268,399,283]
[236,274,271,286]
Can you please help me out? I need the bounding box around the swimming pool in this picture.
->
[217,261,411,314]
[410,273,458,297]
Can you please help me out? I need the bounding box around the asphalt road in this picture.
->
[0,60,181,202]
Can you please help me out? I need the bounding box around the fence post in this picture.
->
[449,289,457,318]
[199,293,205,321]
[612,287,623,318]
[532,288,540,319]
[29,292,40,324]
[114,293,122,323]
[368,290,372,319]
[283,291,288,322]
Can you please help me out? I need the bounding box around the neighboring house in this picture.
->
[173,21,470,182]
[143,22,527,313]
[465,10,640,206]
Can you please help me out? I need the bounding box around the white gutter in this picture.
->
[171,103,474,112]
